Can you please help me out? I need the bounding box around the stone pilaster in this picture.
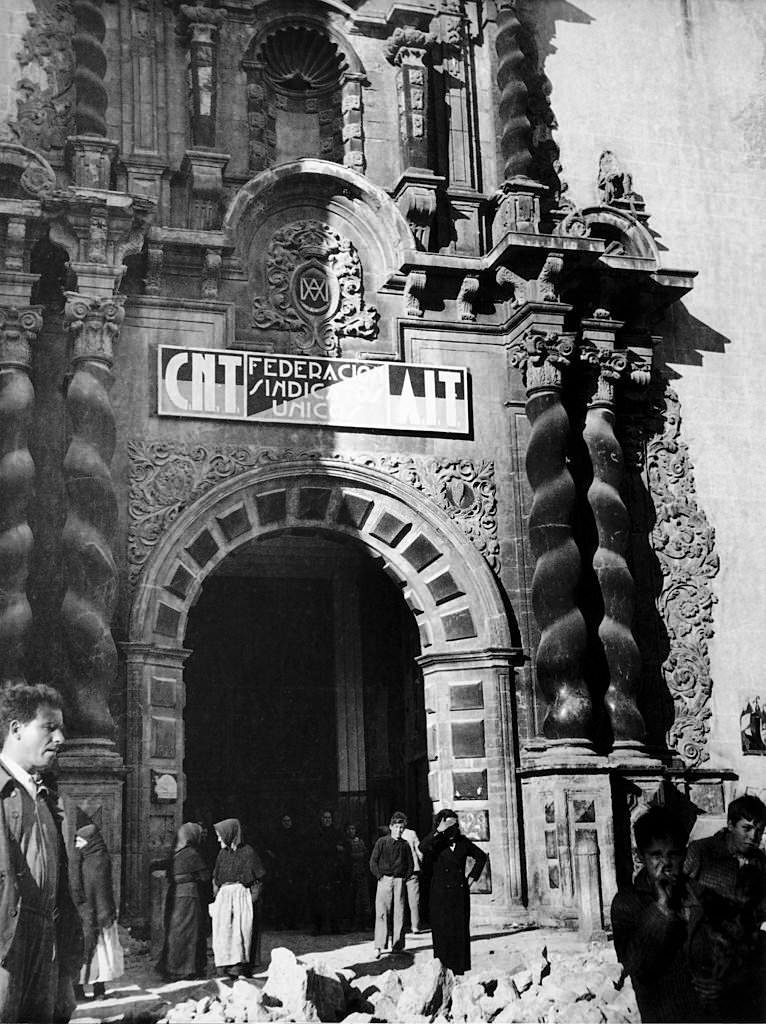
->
[509,322,595,756]
[341,72,366,174]
[580,319,651,762]
[178,3,225,149]
[0,306,42,683]
[385,27,435,172]
[61,291,125,742]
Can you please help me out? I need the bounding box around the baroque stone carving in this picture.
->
[647,386,719,767]
[509,329,593,746]
[8,2,76,156]
[597,150,643,208]
[495,0,533,180]
[251,220,379,357]
[126,442,500,585]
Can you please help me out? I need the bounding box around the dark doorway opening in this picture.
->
[182,532,430,855]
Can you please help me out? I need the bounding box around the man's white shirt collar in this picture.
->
[1,753,41,799]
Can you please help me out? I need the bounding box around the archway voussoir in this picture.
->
[185,527,220,569]
[165,563,195,600]
[254,487,287,525]
[401,533,442,572]
[367,510,412,547]
[336,489,374,529]
[441,607,478,642]
[403,588,424,616]
[297,486,333,521]
[155,601,182,640]
[216,504,252,543]
[419,619,434,649]
[426,569,464,607]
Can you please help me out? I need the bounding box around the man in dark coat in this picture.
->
[611,806,702,1023]
[684,794,766,1023]
[420,809,487,975]
[0,683,84,1023]
[309,810,347,935]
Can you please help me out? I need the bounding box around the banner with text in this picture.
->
[157,346,471,435]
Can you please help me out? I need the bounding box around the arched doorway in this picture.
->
[182,530,430,850]
[124,459,520,927]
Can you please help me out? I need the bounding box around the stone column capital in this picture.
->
[64,292,126,367]
[385,27,436,66]
[0,306,43,370]
[178,3,225,35]
[580,343,629,409]
[509,328,576,393]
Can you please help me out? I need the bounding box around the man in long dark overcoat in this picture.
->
[0,683,84,1022]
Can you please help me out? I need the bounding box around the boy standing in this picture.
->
[369,811,413,958]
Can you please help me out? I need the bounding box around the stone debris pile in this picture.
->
[158,944,638,1023]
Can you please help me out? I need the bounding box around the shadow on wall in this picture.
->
[656,302,731,373]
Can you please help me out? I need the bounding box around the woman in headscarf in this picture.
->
[420,809,488,975]
[211,818,267,978]
[72,817,124,1000]
[157,822,210,981]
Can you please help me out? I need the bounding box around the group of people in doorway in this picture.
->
[611,794,766,1023]
[158,806,488,982]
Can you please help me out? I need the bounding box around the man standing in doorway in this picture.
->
[0,683,83,1023]
[369,811,413,958]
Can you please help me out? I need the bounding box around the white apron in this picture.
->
[210,882,253,966]
[79,921,125,984]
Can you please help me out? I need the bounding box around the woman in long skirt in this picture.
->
[73,818,125,1000]
[157,822,211,980]
[211,818,266,977]
[420,809,488,975]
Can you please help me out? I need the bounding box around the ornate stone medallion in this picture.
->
[251,219,379,357]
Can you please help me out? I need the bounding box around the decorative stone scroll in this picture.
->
[647,387,719,767]
[250,220,378,356]
[126,442,500,585]
[8,0,76,157]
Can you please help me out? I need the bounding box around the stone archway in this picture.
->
[124,458,521,926]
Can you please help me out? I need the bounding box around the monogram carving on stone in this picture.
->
[250,220,379,357]
[647,387,719,767]
[8,1,76,155]
[127,441,500,585]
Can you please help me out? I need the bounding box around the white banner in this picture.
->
[157,346,471,435]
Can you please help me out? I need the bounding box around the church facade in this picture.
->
[0,0,760,931]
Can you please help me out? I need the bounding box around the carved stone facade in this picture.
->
[0,0,743,937]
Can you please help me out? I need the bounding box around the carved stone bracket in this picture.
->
[180,150,229,232]
[201,248,222,299]
[45,191,155,296]
[126,442,500,586]
[251,219,379,356]
[392,170,444,251]
[457,274,479,321]
[647,387,719,767]
[404,269,427,318]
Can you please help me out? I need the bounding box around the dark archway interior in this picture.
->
[182,532,430,858]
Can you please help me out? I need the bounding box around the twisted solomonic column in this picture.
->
[510,329,594,753]
[581,343,649,759]
[495,0,533,180]
[0,306,42,683]
[73,0,109,136]
[61,292,125,739]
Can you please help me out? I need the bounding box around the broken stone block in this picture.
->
[264,947,311,1013]
[342,1014,374,1023]
[396,961,445,1019]
[307,961,348,1022]
[510,969,533,997]
[450,980,486,1022]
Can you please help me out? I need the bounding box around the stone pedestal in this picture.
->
[56,740,126,910]
[520,765,615,929]
[393,169,445,251]
[181,150,230,231]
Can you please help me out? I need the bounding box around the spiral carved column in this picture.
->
[61,292,125,741]
[73,0,108,136]
[510,329,594,752]
[0,306,42,684]
[582,343,649,759]
[495,0,533,180]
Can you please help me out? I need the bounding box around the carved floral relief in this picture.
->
[646,386,719,767]
[127,441,500,585]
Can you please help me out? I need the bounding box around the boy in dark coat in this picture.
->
[611,806,702,1023]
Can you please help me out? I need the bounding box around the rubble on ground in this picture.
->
[158,944,638,1023]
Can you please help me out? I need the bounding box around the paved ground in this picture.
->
[71,923,608,1023]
